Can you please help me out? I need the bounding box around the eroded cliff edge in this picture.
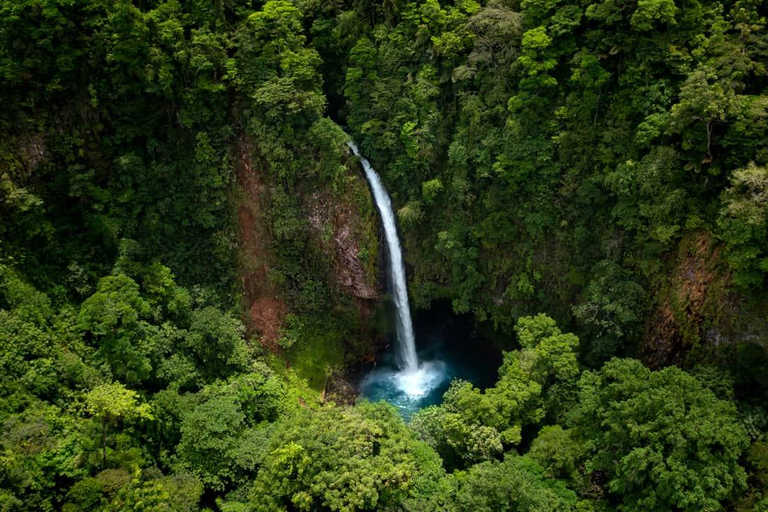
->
[233,131,382,388]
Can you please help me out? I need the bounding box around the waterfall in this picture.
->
[352,137,447,405]
[348,141,418,371]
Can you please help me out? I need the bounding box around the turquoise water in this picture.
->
[359,306,503,419]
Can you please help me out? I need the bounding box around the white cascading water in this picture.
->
[348,141,418,370]
[349,141,446,400]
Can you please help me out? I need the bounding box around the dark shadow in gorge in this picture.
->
[359,300,504,418]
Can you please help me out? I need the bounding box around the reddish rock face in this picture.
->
[249,297,288,350]
[234,133,379,351]
[235,134,287,349]
[306,191,378,300]
[642,231,727,368]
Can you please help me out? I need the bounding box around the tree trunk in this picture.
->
[102,419,107,467]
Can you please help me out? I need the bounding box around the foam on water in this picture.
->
[359,360,449,416]
[393,361,448,397]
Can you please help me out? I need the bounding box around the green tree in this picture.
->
[450,454,577,512]
[571,358,749,511]
[188,307,249,382]
[78,275,153,384]
[0,402,87,511]
[104,471,203,512]
[85,382,153,467]
[527,426,587,488]
[718,163,768,286]
[177,366,286,491]
[235,0,325,133]
[573,262,649,364]
[249,401,429,512]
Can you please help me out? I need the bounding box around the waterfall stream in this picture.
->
[348,141,418,371]
[349,141,447,407]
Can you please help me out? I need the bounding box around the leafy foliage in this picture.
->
[450,454,577,512]
[1,0,768,511]
[249,402,427,512]
[572,358,749,511]
[412,314,579,468]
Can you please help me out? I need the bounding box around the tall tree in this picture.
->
[572,358,749,511]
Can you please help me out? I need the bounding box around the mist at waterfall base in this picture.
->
[359,306,502,418]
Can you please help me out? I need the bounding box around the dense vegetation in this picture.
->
[2,0,768,511]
